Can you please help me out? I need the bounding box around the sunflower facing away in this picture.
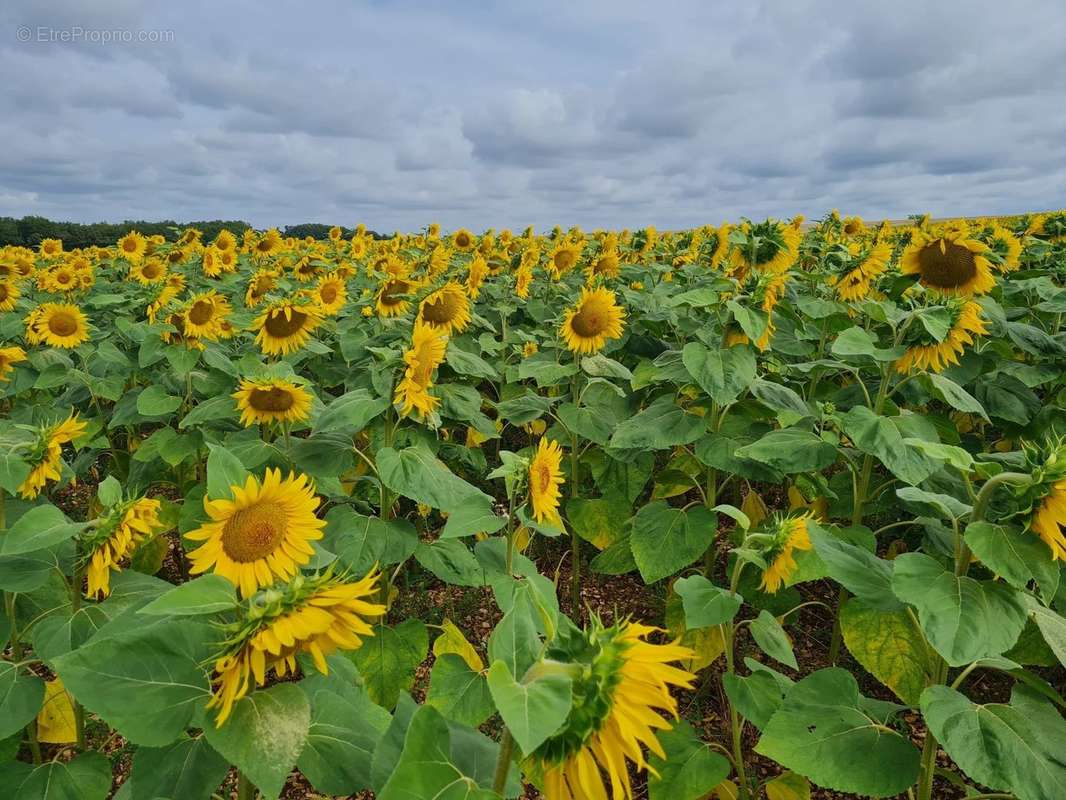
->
[529,438,565,526]
[901,229,996,295]
[895,300,988,373]
[418,281,471,334]
[18,413,87,499]
[529,619,695,800]
[394,322,449,419]
[759,512,814,593]
[252,299,324,356]
[186,468,326,597]
[559,287,626,355]
[233,377,313,427]
[85,497,166,598]
[1021,441,1066,560]
[26,303,90,349]
[0,345,27,382]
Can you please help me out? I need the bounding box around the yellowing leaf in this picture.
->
[839,597,931,705]
[712,779,739,799]
[765,771,811,800]
[665,586,726,671]
[36,678,77,744]
[433,618,483,671]
[741,489,769,528]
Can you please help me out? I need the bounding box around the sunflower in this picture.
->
[18,413,86,499]
[186,469,325,597]
[759,513,813,593]
[146,274,185,323]
[0,279,20,312]
[251,228,284,257]
[394,323,448,419]
[350,237,368,260]
[0,345,27,382]
[587,248,620,280]
[728,220,800,278]
[895,300,988,374]
[1029,480,1066,560]
[207,569,384,725]
[245,269,278,307]
[213,229,237,253]
[328,225,343,242]
[85,498,165,598]
[829,241,892,302]
[233,378,313,427]
[901,229,996,295]
[312,274,347,315]
[982,225,1023,273]
[529,438,565,526]
[466,254,488,299]
[841,215,866,237]
[160,311,204,351]
[710,223,732,270]
[117,232,147,262]
[130,257,168,285]
[26,303,89,349]
[252,299,324,356]
[452,228,476,251]
[376,278,415,317]
[39,239,63,259]
[417,282,471,334]
[182,291,231,340]
[548,241,584,279]
[559,287,626,355]
[201,246,223,278]
[218,249,238,273]
[530,619,695,800]
[515,260,534,299]
[42,265,79,294]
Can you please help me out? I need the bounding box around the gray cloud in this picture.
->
[0,0,1063,230]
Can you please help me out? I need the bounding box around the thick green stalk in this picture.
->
[569,434,581,614]
[722,559,751,800]
[69,544,87,751]
[491,729,514,795]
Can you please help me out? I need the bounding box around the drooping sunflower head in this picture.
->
[894,298,988,374]
[559,287,626,355]
[85,497,165,599]
[186,468,326,597]
[900,229,996,295]
[0,279,21,312]
[979,224,1023,273]
[417,282,471,334]
[26,303,90,349]
[252,299,324,356]
[0,345,27,382]
[756,512,814,593]
[529,438,565,526]
[206,568,385,725]
[465,253,489,299]
[18,412,87,499]
[728,219,800,278]
[376,278,415,318]
[232,377,313,427]
[827,240,892,302]
[394,322,449,419]
[531,618,695,800]
[1017,439,1066,561]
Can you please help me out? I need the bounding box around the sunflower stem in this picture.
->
[69,542,87,751]
[568,433,581,616]
[722,558,751,800]
[491,728,514,795]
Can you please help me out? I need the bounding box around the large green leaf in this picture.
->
[966,522,1059,603]
[648,720,731,800]
[839,597,931,705]
[313,389,389,434]
[323,506,418,574]
[749,610,798,670]
[673,575,743,628]
[809,524,902,611]
[487,660,571,756]
[755,668,919,797]
[0,662,44,739]
[204,684,310,800]
[840,406,939,485]
[351,619,428,710]
[681,342,757,405]
[138,574,238,617]
[377,445,493,513]
[0,504,86,556]
[487,583,542,679]
[426,653,495,728]
[13,752,112,800]
[609,396,706,450]
[922,685,1066,800]
[630,502,716,584]
[128,736,229,800]
[735,429,837,474]
[892,553,1027,665]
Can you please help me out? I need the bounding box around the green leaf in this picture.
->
[179,395,238,429]
[750,378,811,419]
[755,668,919,797]
[895,486,971,519]
[0,504,86,556]
[129,736,229,800]
[830,326,906,362]
[97,475,122,507]
[136,384,182,416]
[565,497,629,550]
[966,523,1059,602]
[205,444,250,500]
[446,346,499,379]
[809,524,901,611]
[313,389,389,434]
[902,438,974,471]
[609,396,706,450]
[14,752,112,800]
[840,406,938,485]
[138,575,238,617]
[377,445,493,513]
[749,610,798,670]
[323,506,418,574]
[925,374,988,421]
[487,660,572,755]
[297,666,391,796]
[351,619,428,710]
[839,597,931,705]
[891,553,1028,666]
[735,429,837,474]
[53,620,211,746]
[0,662,44,739]
[648,720,731,800]
[427,654,495,728]
[441,502,506,540]
[204,684,310,800]
[488,584,541,678]
[921,685,1066,800]
[722,668,791,729]
[377,705,499,800]
[681,342,757,405]
[415,539,486,587]
[581,353,633,380]
[495,392,555,425]
[1027,599,1066,668]
[630,502,716,584]
[673,575,742,628]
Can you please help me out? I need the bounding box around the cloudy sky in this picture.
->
[1,0,1064,231]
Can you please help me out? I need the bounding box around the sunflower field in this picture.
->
[0,211,1065,800]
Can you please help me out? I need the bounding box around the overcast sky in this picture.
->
[1,0,1064,231]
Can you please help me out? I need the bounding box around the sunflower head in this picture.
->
[894,298,988,374]
[182,291,231,340]
[0,345,27,382]
[559,287,626,355]
[529,438,565,526]
[418,282,471,334]
[131,257,168,285]
[232,377,313,427]
[84,497,164,598]
[18,413,87,499]
[313,274,347,315]
[452,228,476,251]
[39,238,63,259]
[755,512,814,593]
[394,322,449,419]
[0,279,21,312]
[901,229,996,295]
[117,231,147,262]
[252,299,324,356]
[27,303,90,349]
[376,278,415,317]
[1016,439,1066,560]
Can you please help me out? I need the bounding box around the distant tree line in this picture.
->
[0,216,383,248]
